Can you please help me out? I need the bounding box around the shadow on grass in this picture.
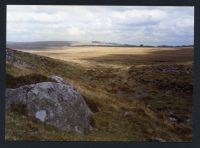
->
[6,73,55,88]
[82,48,193,65]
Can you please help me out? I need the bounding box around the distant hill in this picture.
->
[6,41,137,50]
[6,41,193,51]
[6,41,78,50]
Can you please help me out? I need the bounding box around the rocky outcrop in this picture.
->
[6,76,92,134]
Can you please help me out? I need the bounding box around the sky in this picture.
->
[7,6,194,46]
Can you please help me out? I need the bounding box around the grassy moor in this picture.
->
[6,6,194,142]
[6,45,193,141]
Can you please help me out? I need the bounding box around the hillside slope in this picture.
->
[6,48,193,141]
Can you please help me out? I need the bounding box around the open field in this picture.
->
[25,46,193,68]
[6,46,193,141]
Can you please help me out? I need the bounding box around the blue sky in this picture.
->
[7,6,194,46]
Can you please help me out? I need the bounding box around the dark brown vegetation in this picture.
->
[83,48,193,65]
[6,73,56,88]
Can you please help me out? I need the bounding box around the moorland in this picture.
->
[6,42,193,141]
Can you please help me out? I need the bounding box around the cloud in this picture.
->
[7,6,194,45]
[66,27,85,36]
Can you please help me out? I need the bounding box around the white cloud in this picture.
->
[7,6,194,45]
[66,27,85,36]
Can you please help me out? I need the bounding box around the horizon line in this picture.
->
[6,40,194,47]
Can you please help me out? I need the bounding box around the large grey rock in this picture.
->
[6,76,92,134]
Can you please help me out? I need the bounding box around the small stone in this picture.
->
[149,137,167,142]
[124,111,130,117]
[169,117,177,123]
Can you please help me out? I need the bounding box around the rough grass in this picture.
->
[69,77,192,141]
[6,62,33,77]
[5,48,193,141]
[82,48,193,66]
[5,87,185,141]
[6,48,84,79]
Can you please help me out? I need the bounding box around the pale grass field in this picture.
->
[25,46,191,68]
